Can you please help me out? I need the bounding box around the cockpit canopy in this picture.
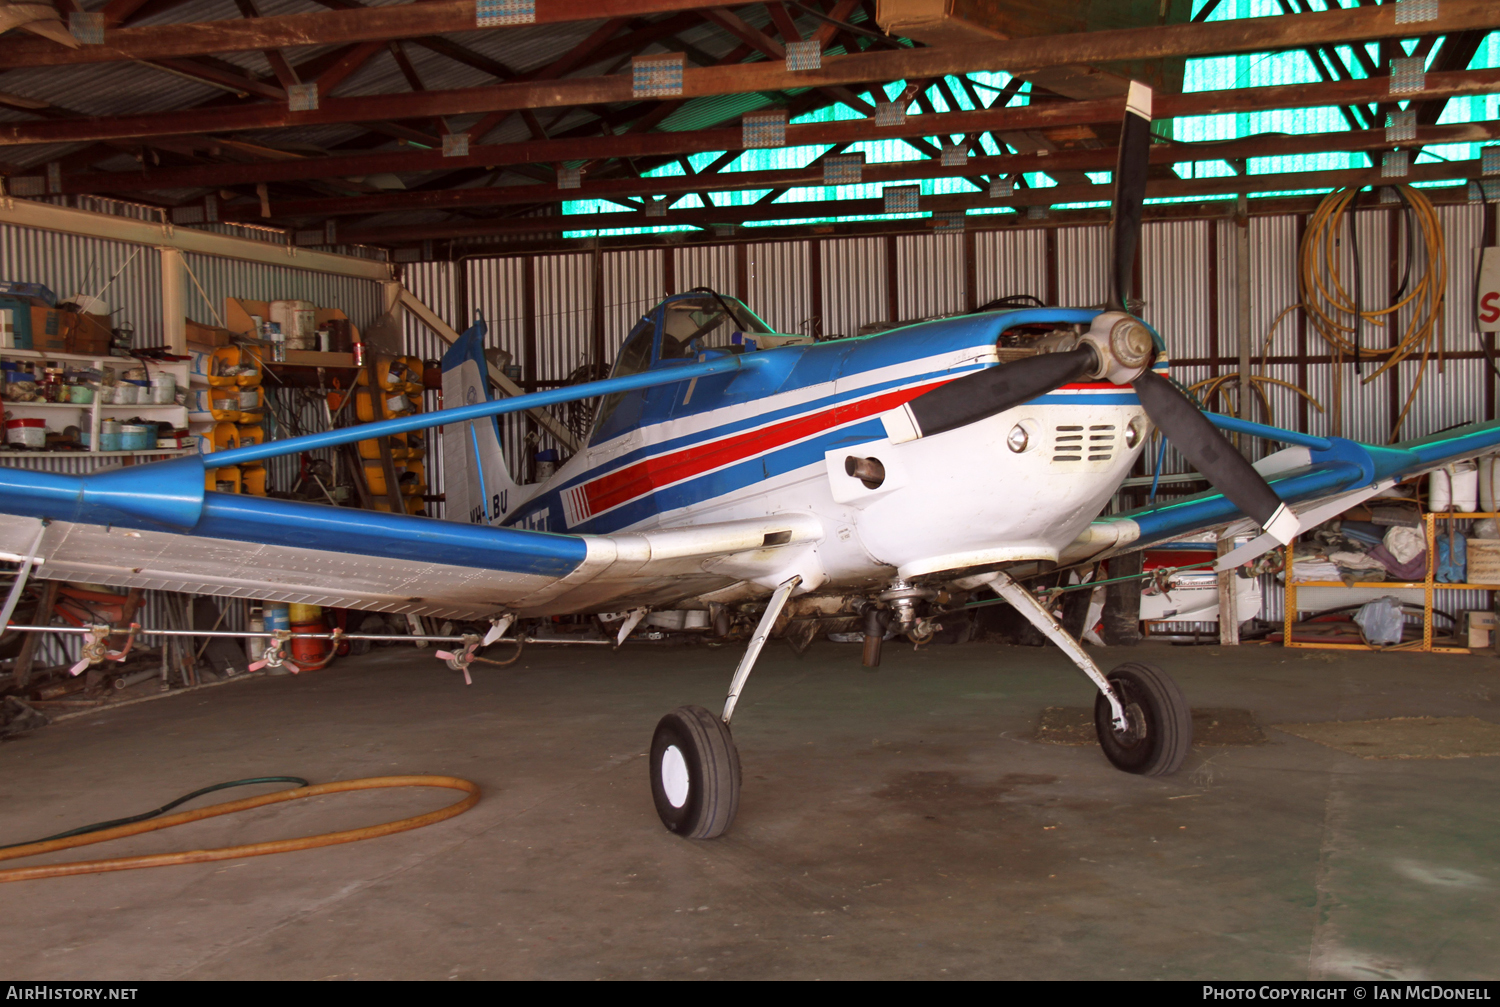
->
[591,291,778,443]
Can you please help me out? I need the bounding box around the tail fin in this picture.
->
[441,319,522,525]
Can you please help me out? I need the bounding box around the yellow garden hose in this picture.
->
[0,775,480,884]
[1298,183,1448,440]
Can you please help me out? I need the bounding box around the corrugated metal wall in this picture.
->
[1,218,386,668]
[896,233,965,320]
[0,223,162,341]
[746,241,810,335]
[973,228,1048,307]
[820,237,886,338]
[181,253,384,331]
[6,200,1495,656]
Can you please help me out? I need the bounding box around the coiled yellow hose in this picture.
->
[1298,183,1448,440]
[0,775,480,884]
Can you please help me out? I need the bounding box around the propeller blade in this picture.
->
[1131,369,1298,543]
[1108,82,1153,313]
[888,346,1096,442]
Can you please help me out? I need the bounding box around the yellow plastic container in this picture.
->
[401,355,425,395]
[353,388,407,422]
[363,461,390,497]
[207,465,240,493]
[355,358,412,392]
[236,423,263,448]
[209,390,241,422]
[402,459,426,496]
[240,464,267,496]
[235,385,265,424]
[208,345,263,387]
[207,421,238,453]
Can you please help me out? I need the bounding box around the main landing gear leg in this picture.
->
[987,572,1191,777]
[648,575,801,839]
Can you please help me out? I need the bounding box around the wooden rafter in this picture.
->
[0,0,717,67]
[55,68,1500,194]
[7,1,1496,145]
[226,120,1500,222]
[339,156,1488,243]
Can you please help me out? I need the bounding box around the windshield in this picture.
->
[658,295,774,359]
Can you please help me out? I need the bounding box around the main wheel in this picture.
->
[649,705,741,839]
[1092,661,1192,776]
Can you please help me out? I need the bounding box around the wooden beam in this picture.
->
[57,68,1500,192]
[340,157,1486,242]
[317,39,384,95]
[0,196,391,279]
[227,120,1500,221]
[402,181,1478,257]
[0,0,718,67]
[396,288,581,452]
[5,2,1498,141]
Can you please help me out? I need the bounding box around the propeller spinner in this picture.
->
[885,82,1298,546]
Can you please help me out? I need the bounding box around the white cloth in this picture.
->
[1384,525,1426,564]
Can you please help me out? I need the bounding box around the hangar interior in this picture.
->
[1,0,1499,981]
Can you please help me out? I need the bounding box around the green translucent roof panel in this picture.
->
[563,2,1497,235]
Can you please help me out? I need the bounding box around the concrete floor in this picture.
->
[1,637,1498,981]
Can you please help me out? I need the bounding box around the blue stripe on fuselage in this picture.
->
[505,309,1160,534]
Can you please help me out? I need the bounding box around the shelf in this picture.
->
[1,348,143,365]
[1284,510,1499,653]
[1,400,93,409]
[0,449,194,458]
[1291,580,1431,589]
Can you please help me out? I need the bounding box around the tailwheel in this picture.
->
[1093,661,1192,776]
[649,705,741,839]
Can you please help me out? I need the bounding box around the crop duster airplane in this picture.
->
[2,85,1497,840]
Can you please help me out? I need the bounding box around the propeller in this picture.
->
[888,82,1299,545]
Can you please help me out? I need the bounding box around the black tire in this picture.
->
[649,705,741,839]
[1092,661,1192,776]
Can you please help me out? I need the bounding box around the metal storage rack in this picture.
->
[1,347,191,458]
[1283,511,1498,654]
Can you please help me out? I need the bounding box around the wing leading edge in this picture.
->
[1064,417,1500,564]
[0,457,823,618]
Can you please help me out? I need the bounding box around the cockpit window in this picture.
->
[592,317,655,435]
[658,295,774,360]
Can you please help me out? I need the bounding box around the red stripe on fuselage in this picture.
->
[582,378,949,517]
[577,360,1165,519]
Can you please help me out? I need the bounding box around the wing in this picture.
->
[0,349,818,619]
[0,458,821,619]
[1061,417,1500,567]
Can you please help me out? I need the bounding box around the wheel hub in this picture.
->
[660,744,690,808]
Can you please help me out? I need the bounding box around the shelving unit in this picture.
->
[1,347,191,458]
[1283,511,1498,653]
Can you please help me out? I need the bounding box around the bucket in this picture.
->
[99,418,121,451]
[246,615,267,663]
[151,372,176,404]
[288,603,321,623]
[290,620,329,666]
[120,424,153,451]
[5,417,45,448]
[263,602,290,634]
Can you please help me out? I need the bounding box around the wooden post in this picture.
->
[1234,194,1251,431]
[1217,532,1240,646]
[11,579,58,690]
